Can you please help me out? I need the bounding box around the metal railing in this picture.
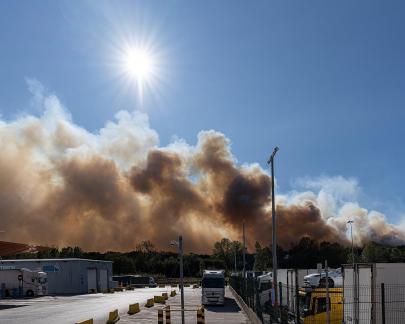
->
[230,275,405,324]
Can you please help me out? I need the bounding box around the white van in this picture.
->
[201,270,225,306]
[0,267,48,297]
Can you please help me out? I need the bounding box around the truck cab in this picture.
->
[299,287,343,324]
[201,270,225,306]
[256,272,272,309]
[0,268,48,297]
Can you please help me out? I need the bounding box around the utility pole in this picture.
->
[325,260,330,324]
[242,222,246,277]
[267,146,279,319]
[347,220,355,266]
[170,236,185,324]
[234,243,237,272]
[179,235,185,324]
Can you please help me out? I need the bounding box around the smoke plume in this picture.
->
[1,81,404,252]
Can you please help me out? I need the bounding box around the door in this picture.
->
[87,268,97,293]
[99,269,108,292]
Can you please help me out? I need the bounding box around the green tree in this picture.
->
[213,238,234,271]
[253,242,272,271]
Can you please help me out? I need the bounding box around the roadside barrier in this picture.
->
[162,292,168,300]
[165,305,171,324]
[158,309,164,324]
[158,284,165,288]
[160,304,204,323]
[106,309,120,324]
[114,287,124,292]
[196,306,206,324]
[170,290,176,297]
[197,308,203,324]
[145,298,154,307]
[193,284,199,289]
[75,319,93,324]
[154,295,166,304]
[127,303,140,315]
[89,288,97,294]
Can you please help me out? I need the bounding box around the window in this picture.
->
[316,297,331,314]
[202,277,224,288]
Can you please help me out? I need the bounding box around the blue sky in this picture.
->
[1,0,405,222]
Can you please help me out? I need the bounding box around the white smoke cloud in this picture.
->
[285,175,405,246]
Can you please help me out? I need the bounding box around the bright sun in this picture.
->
[123,47,155,84]
[115,41,163,105]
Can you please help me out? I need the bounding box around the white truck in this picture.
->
[0,267,48,297]
[343,263,405,324]
[201,270,225,306]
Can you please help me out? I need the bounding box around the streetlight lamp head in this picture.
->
[170,240,179,247]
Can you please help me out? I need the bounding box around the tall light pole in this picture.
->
[242,222,246,277]
[267,146,279,318]
[170,236,185,324]
[347,220,355,266]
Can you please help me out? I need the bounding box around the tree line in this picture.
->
[5,237,405,276]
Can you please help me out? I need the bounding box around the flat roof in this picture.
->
[2,258,112,263]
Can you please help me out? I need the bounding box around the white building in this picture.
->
[0,258,113,295]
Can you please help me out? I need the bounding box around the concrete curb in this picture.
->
[229,286,262,324]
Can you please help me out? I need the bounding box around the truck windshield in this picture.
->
[202,277,224,288]
[39,278,47,284]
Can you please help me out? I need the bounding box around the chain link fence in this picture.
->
[230,273,405,324]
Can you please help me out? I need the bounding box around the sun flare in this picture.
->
[123,47,155,83]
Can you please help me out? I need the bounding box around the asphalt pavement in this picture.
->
[119,287,250,324]
[0,286,250,324]
[0,287,169,324]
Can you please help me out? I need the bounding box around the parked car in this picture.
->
[303,268,342,288]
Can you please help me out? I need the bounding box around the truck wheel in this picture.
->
[26,290,34,297]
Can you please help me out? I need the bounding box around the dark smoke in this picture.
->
[0,85,404,252]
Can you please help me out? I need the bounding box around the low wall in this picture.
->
[229,286,262,324]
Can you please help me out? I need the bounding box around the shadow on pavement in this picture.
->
[205,297,241,313]
[0,305,27,310]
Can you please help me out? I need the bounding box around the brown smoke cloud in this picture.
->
[1,82,404,252]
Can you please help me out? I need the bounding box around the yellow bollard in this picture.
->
[170,290,176,297]
[158,309,164,324]
[145,298,154,308]
[162,292,168,300]
[197,309,203,324]
[165,305,171,324]
[127,302,140,315]
[158,284,165,288]
[201,306,205,324]
[106,309,120,324]
[154,295,166,304]
[75,319,93,324]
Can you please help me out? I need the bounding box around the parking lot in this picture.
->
[0,286,250,324]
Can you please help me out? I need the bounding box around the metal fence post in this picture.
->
[295,270,299,324]
[279,281,283,307]
[381,283,386,324]
[325,260,330,324]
